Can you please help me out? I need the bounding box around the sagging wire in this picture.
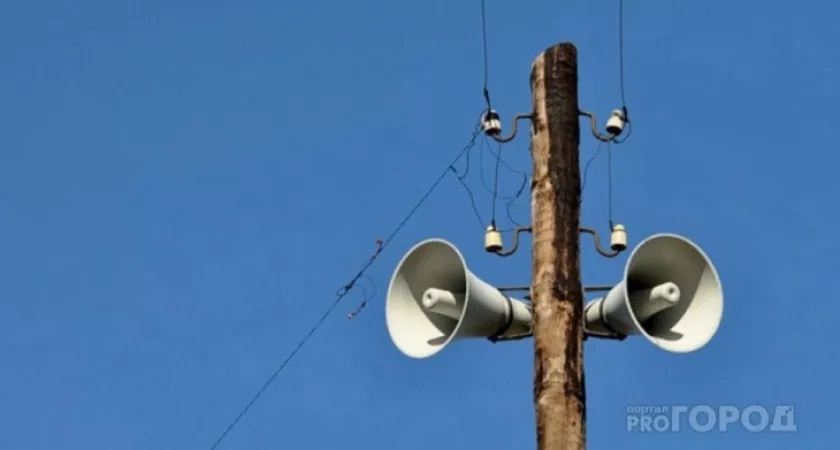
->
[486,137,528,176]
[346,272,378,319]
[481,136,531,231]
[479,136,530,229]
[451,126,534,233]
[581,141,603,195]
[477,110,533,231]
[207,128,486,450]
[480,138,521,201]
[504,174,529,228]
[449,125,488,228]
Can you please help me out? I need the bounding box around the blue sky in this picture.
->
[0,0,836,449]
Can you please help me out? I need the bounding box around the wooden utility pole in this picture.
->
[529,43,586,450]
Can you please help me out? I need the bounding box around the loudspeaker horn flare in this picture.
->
[584,233,724,353]
[386,238,533,359]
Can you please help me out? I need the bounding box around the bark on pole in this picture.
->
[530,42,586,450]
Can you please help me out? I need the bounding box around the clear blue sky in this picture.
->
[1,1,836,449]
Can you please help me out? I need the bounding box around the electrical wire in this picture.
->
[480,0,492,109]
[451,171,487,228]
[580,141,615,229]
[450,128,488,228]
[504,175,529,228]
[618,0,627,108]
[478,138,524,200]
[581,142,603,194]
[346,274,377,319]
[452,137,529,233]
[596,0,626,225]
[486,140,527,176]
[470,136,532,230]
[606,141,614,228]
[207,127,483,450]
[613,0,633,144]
[208,293,343,450]
[478,139,504,198]
[486,139,530,229]
[490,141,503,226]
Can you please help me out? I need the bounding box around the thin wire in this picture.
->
[478,138,521,200]
[618,0,627,107]
[487,143,527,175]
[504,174,529,228]
[208,127,482,450]
[473,137,530,230]
[490,141,503,225]
[452,171,486,227]
[450,128,487,227]
[346,274,377,319]
[478,139,498,196]
[610,0,626,223]
[380,127,479,247]
[480,0,492,109]
[454,136,473,177]
[208,296,341,450]
[607,143,614,224]
[612,0,634,145]
[581,142,603,195]
[487,140,530,230]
